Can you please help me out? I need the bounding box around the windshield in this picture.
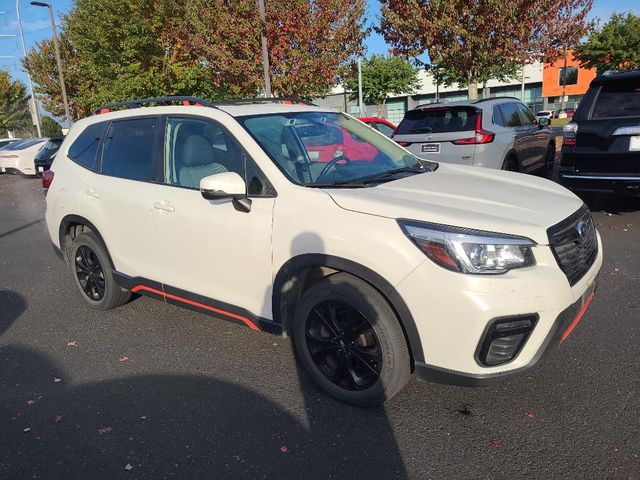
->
[240,112,432,187]
[42,139,63,151]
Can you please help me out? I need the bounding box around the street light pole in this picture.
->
[256,0,271,98]
[357,57,364,116]
[16,0,41,136]
[31,1,72,126]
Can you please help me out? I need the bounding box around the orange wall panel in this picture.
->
[543,51,597,98]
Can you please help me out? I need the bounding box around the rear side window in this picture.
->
[101,118,161,182]
[592,81,640,119]
[68,123,107,171]
[396,107,479,135]
[498,103,522,127]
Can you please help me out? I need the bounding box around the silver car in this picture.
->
[393,98,556,177]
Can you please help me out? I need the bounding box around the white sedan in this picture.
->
[0,138,47,175]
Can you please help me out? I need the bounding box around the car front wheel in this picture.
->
[292,273,411,406]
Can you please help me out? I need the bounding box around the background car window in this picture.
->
[498,103,522,127]
[42,138,63,151]
[374,123,394,137]
[68,123,107,171]
[515,103,535,125]
[592,81,640,119]
[102,118,160,182]
[396,106,478,135]
[164,117,269,195]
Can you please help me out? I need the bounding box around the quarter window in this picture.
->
[101,118,161,182]
[68,122,107,171]
[515,103,535,126]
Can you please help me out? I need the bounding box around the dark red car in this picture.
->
[358,117,397,137]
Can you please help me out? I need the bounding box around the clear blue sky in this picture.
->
[1,0,638,88]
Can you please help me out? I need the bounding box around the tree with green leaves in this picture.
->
[0,70,33,137]
[345,55,420,116]
[41,116,62,137]
[574,12,640,74]
[378,0,594,99]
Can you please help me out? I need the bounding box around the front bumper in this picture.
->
[395,233,603,384]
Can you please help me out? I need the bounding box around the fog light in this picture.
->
[477,316,537,366]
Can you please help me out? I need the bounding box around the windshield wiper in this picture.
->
[358,164,427,185]
[305,181,369,188]
[406,127,433,134]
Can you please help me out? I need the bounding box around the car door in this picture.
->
[516,103,547,168]
[151,114,276,320]
[81,116,165,282]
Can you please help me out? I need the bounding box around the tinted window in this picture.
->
[102,118,160,182]
[592,80,640,119]
[396,106,479,135]
[69,123,106,171]
[498,103,522,127]
[374,122,395,137]
[164,117,269,195]
[492,106,505,126]
[516,103,535,125]
[559,67,578,86]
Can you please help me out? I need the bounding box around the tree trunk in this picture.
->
[377,98,387,118]
[468,80,478,100]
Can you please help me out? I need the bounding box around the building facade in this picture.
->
[315,54,596,125]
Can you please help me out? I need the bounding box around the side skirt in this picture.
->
[113,272,282,335]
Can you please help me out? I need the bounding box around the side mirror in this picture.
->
[200,172,252,212]
[538,117,550,127]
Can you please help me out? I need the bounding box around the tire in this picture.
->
[292,272,411,406]
[68,231,131,310]
[502,155,519,172]
[542,144,556,179]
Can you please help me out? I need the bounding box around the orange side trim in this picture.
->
[131,285,260,331]
[560,292,594,344]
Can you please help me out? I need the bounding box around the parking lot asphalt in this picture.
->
[1,172,638,480]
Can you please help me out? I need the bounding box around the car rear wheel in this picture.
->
[69,231,131,310]
[292,273,411,406]
[543,144,556,179]
[502,155,519,172]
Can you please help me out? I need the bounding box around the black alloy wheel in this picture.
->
[305,300,382,391]
[74,245,106,301]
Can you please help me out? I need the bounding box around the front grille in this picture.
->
[548,205,598,286]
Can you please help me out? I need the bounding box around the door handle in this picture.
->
[85,187,100,198]
[153,201,175,213]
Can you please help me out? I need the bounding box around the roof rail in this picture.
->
[213,97,316,106]
[474,96,521,104]
[94,96,217,114]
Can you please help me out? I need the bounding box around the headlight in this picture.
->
[398,220,536,274]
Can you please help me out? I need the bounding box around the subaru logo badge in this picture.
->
[425,135,432,141]
[575,221,589,239]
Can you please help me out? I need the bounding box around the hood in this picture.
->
[325,164,583,245]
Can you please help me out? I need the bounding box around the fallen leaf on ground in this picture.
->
[489,439,501,448]
[98,426,113,435]
[67,341,77,347]
[124,463,133,471]
[280,445,289,453]
[53,377,62,383]
[53,415,63,423]
[525,412,535,419]
[118,356,129,362]
[22,427,31,433]
[26,400,34,406]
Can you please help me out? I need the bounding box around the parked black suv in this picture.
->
[34,137,64,175]
[559,70,640,196]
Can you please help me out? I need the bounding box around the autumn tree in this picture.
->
[378,0,594,99]
[0,70,33,137]
[574,12,640,73]
[344,55,420,116]
[186,0,366,98]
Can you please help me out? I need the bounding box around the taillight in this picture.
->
[42,169,54,189]
[563,122,578,147]
[451,113,495,145]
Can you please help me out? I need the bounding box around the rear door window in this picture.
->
[591,80,640,119]
[68,122,107,171]
[498,103,522,127]
[396,107,479,135]
[101,117,161,182]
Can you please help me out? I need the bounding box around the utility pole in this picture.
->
[16,0,42,136]
[561,49,568,112]
[256,0,271,98]
[31,2,72,126]
[357,57,364,116]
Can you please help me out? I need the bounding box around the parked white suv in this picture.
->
[44,97,602,406]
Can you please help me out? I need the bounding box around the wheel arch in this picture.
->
[58,214,113,266]
[273,254,425,365]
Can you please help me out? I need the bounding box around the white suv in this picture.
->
[44,97,602,406]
